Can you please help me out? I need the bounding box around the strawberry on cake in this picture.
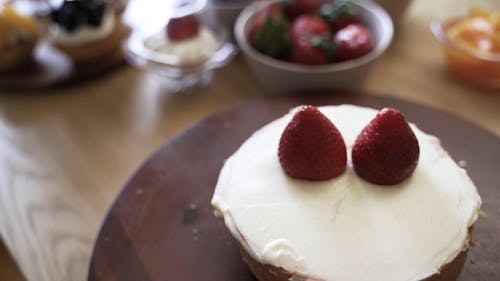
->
[211,105,481,281]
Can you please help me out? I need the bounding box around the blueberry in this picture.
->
[86,2,105,26]
[53,1,85,32]
[51,0,107,32]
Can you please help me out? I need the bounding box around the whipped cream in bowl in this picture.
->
[126,26,235,92]
[212,105,482,281]
[125,0,236,92]
[141,27,221,67]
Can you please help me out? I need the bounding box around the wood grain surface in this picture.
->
[0,0,499,281]
[88,94,500,281]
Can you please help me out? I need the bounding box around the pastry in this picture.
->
[212,105,481,281]
[0,4,38,72]
[49,0,128,63]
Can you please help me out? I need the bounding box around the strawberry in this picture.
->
[166,14,200,42]
[248,2,291,57]
[291,37,331,64]
[319,1,360,31]
[334,23,374,61]
[330,15,360,31]
[290,15,330,42]
[278,105,347,181]
[286,0,322,19]
[352,108,420,185]
[290,15,334,64]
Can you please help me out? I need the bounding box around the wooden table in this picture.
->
[0,0,499,280]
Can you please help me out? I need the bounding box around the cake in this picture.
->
[211,105,481,281]
[0,4,38,72]
[48,0,128,63]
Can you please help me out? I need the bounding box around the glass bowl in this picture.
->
[125,0,236,92]
[430,2,500,89]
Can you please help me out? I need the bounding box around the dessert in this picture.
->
[212,105,481,281]
[435,7,500,87]
[49,0,128,63]
[143,13,221,66]
[0,4,38,72]
[444,7,500,56]
[247,0,375,65]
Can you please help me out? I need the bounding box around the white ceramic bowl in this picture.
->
[235,0,394,93]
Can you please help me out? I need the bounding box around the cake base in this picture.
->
[240,233,471,281]
[52,20,130,64]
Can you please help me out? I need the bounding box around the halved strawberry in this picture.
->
[247,2,291,57]
[286,0,322,19]
[166,14,200,42]
[278,105,347,181]
[352,108,420,185]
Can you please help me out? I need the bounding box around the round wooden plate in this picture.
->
[88,93,500,281]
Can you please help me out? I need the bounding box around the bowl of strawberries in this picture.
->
[235,0,393,93]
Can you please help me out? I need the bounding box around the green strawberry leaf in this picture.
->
[254,16,292,57]
[308,34,336,58]
[319,1,358,23]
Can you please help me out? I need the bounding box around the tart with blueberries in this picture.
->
[48,0,129,63]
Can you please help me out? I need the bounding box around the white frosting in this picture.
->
[143,27,219,65]
[212,105,481,281]
[50,11,115,46]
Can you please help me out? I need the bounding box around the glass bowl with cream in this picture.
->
[125,0,236,92]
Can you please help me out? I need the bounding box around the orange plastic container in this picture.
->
[431,7,500,89]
